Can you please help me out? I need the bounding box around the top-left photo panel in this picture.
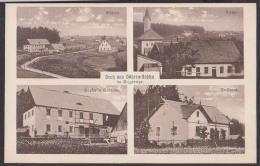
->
[17,7,127,78]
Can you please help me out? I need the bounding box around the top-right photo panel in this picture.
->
[133,7,244,79]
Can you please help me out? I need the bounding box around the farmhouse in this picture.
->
[137,55,162,75]
[22,87,121,138]
[23,39,50,53]
[147,98,230,144]
[180,40,243,78]
[111,103,127,143]
[138,8,164,55]
[48,43,65,54]
[99,37,121,52]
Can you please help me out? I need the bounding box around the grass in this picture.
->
[17,67,54,78]
[17,138,127,154]
[135,147,245,154]
[28,51,127,78]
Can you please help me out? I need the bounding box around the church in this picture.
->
[138,8,164,56]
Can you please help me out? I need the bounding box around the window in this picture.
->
[46,108,51,116]
[197,111,199,117]
[102,44,103,46]
[146,43,148,46]
[89,113,93,120]
[106,115,109,121]
[58,125,62,132]
[196,126,200,136]
[172,121,177,135]
[28,112,30,118]
[69,126,73,133]
[32,110,34,116]
[227,66,232,73]
[80,112,84,119]
[24,114,26,120]
[32,125,34,132]
[204,67,208,74]
[220,66,224,73]
[187,67,192,75]
[46,124,51,132]
[156,127,160,136]
[151,43,153,46]
[58,110,62,117]
[69,111,73,118]
[196,67,200,73]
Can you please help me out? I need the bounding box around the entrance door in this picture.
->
[85,128,89,138]
[212,69,217,78]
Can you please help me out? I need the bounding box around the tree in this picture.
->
[229,118,245,136]
[134,118,151,147]
[101,35,106,40]
[170,123,177,146]
[196,126,209,140]
[220,129,226,140]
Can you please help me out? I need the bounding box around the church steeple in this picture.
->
[143,8,151,33]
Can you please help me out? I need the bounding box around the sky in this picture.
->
[135,85,244,123]
[134,7,243,32]
[17,85,127,112]
[17,7,127,37]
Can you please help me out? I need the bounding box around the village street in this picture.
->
[20,49,96,78]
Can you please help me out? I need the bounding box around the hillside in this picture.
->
[133,21,205,38]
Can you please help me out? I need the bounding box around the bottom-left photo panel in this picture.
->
[16,85,127,154]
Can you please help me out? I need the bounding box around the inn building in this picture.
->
[22,87,120,138]
[23,39,50,53]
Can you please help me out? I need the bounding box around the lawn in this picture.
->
[134,147,245,154]
[28,51,127,78]
[17,138,127,154]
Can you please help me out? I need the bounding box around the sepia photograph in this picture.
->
[133,7,244,79]
[134,85,245,154]
[17,7,127,78]
[16,85,127,154]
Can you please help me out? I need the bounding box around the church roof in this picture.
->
[138,29,164,41]
[143,8,151,21]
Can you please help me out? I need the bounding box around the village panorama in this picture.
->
[17,7,127,78]
[16,85,127,154]
[134,7,244,79]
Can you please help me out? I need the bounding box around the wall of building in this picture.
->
[181,63,238,78]
[144,18,151,33]
[23,105,105,137]
[148,104,188,143]
[99,41,112,52]
[187,109,230,139]
[25,44,48,53]
[137,55,162,75]
[23,106,36,137]
[141,40,162,55]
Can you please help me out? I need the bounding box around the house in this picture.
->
[115,36,125,46]
[147,98,230,144]
[99,37,121,52]
[180,40,243,78]
[138,8,164,55]
[183,30,193,37]
[137,55,162,75]
[22,87,120,138]
[111,103,127,143]
[219,33,226,38]
[23,39,50,53]
[48,44,65,54]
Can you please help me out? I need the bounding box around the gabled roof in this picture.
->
[189,40,242,64]
[138,29,164,41]
[50,44,65,50]
[149,98,230,125]
[154,42,171,53]
[28,87,120,115]
[27,39,50,45]
[137,54,162,65]
[143,8,151,21]
[103,38,121,48]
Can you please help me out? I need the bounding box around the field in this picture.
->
[17,138,127,154]
[135,147,245,154]
[28,51,127,78]
[17,68,54,78]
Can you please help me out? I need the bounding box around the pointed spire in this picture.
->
[143,7,151,21]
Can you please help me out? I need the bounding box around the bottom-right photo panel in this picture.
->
[134,85,244,154]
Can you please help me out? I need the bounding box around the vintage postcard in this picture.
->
[4,2,256,164]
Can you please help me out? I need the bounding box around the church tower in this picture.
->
[143,8,151,33]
